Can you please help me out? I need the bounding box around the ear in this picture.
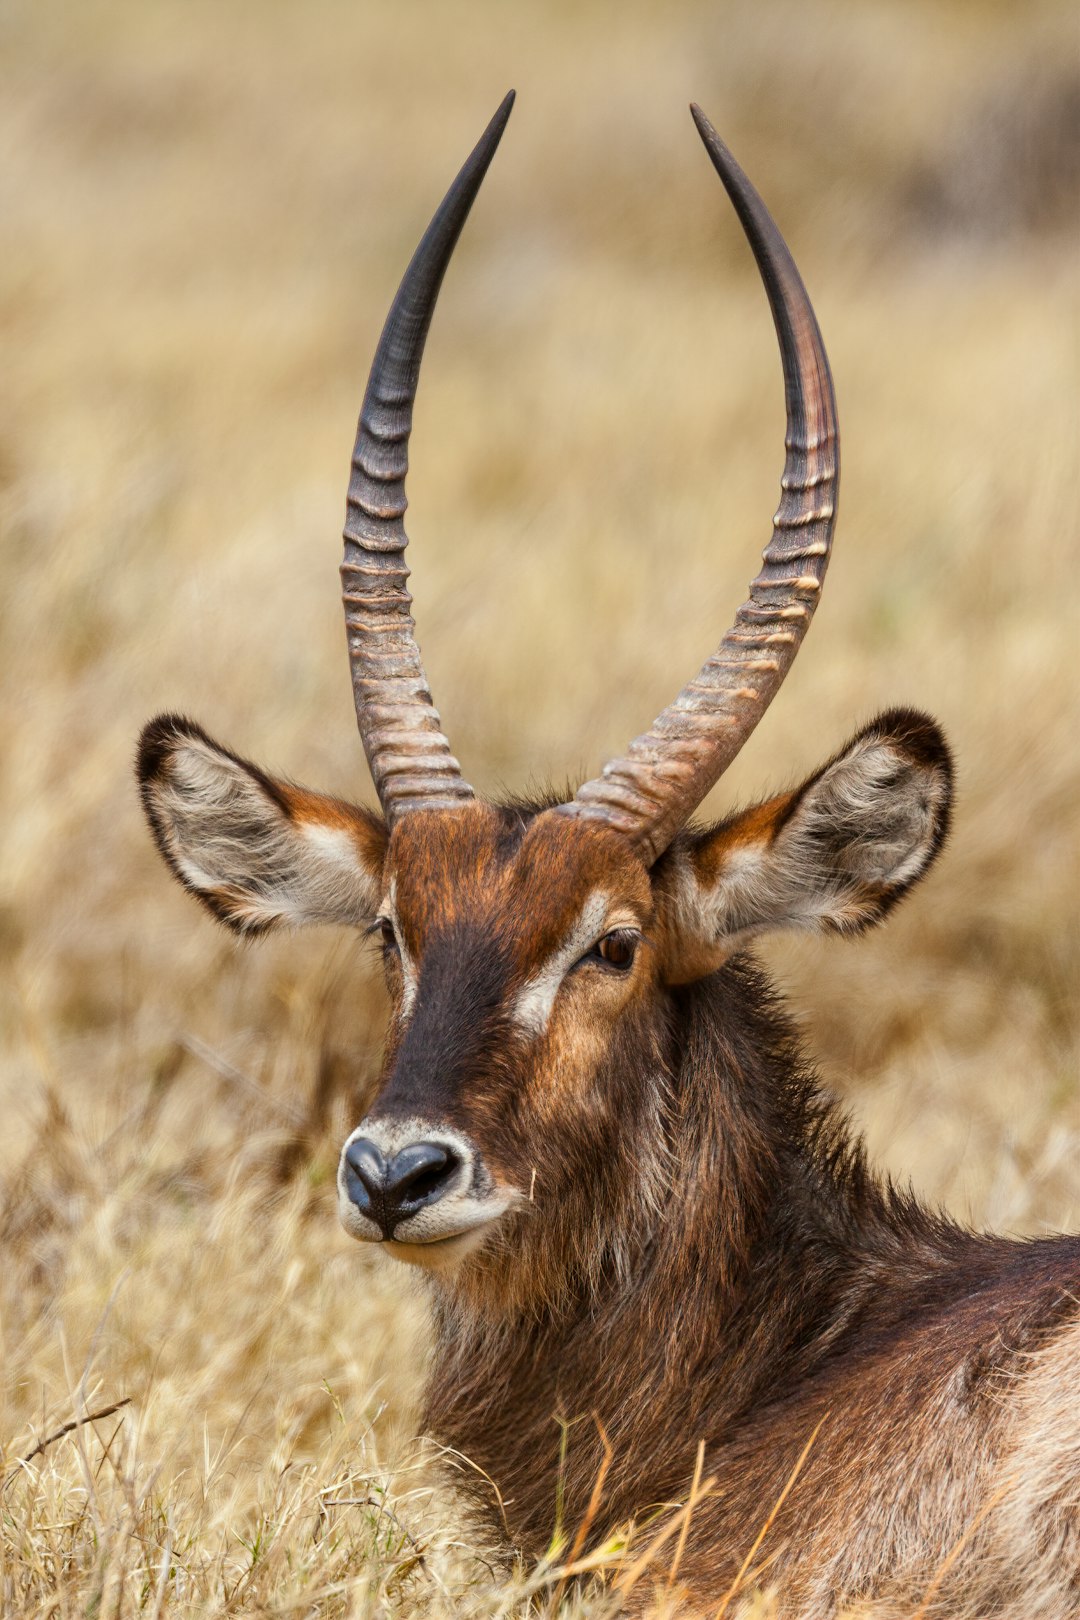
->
[658,709,953,982]
[137,714,386,934]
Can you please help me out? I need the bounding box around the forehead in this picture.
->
[386,803,652,952]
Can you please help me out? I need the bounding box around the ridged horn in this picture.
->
[560,105,839,866]
[342,92,515,822]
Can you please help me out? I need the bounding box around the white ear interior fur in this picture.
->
[141,724,383,932]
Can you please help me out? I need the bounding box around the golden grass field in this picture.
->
[2,1,1078,1614]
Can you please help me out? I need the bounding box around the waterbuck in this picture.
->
[137,94,1080,1615]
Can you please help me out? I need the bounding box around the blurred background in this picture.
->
[1,1,1078,1613]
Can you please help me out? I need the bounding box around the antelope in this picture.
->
[137,94,1080,1616]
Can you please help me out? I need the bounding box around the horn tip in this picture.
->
[689,103,735,173]
[492,88,516,128]
[689,102,714,136]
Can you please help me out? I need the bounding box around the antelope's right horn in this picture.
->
[560,107,839,865]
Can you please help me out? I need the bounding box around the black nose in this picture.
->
[343,1138,460,1237]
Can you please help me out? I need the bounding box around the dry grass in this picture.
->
[1,1,1078,1614]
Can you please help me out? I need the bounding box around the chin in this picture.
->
[382,1224,497,1272]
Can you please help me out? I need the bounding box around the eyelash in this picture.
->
[367,917,400,953]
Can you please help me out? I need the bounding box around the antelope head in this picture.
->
[138,95,952,1301]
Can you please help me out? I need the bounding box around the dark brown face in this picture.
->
[138,708,952,1290]
[337,804,659,1273]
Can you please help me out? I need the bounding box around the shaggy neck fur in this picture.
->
[420,955,971,1561]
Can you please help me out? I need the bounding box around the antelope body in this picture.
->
[137,95,1080,1615]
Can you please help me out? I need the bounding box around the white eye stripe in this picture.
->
[383,885,418,1015]
[510,891,614,1036]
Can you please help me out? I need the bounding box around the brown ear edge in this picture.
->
[776,706,954,935]
[137,714,296,935]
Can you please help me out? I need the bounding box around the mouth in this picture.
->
[380,1223,498,1268]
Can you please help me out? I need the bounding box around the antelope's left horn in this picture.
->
[342,92,515,823]
[561,106,839,864]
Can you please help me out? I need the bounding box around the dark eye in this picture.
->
[376,917,399,953]
[591,929,640,972]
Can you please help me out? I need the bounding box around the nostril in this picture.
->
[407,1160,452,1202]
[344,1138,388,1213]
[385,1142,460,1212]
